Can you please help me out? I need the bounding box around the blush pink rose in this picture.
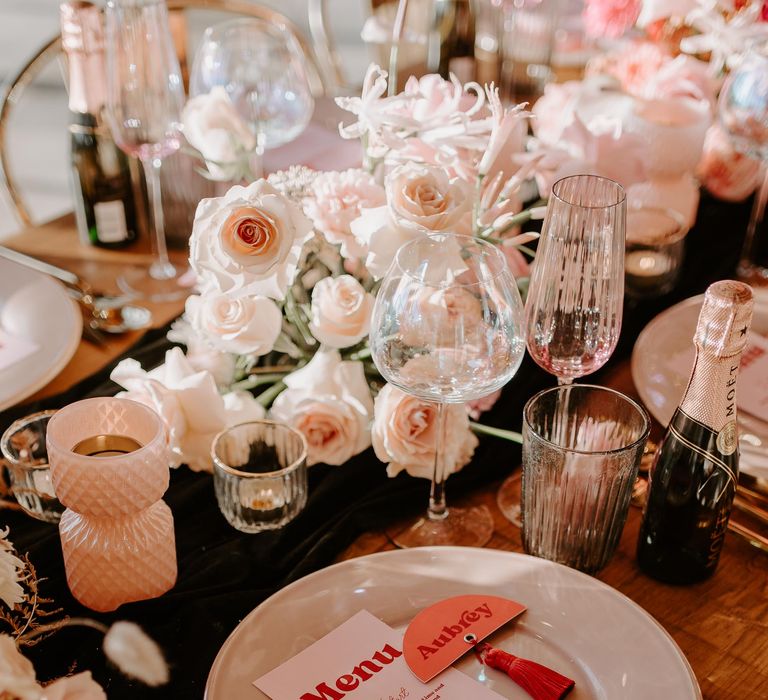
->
[697,124,761,202]
[372,383,478,479]
[531,82,582,145]
[269,350,373,466]
[303,170,386,259]
[309,275,375,349]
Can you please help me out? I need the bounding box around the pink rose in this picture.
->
[697,124,761,202]
[270,350,373,466]
[466,389,502,420]
[41,672,106,700]
[309,275,374,349]
[372,384,478,479]
[190,180,312,300]
[185,292,282,356]
[586,42,668,96]
[400,286,482,348]
[0,634,38,700]
[303,170,386,259]
[351,163,472,278]
[582,0,641,39]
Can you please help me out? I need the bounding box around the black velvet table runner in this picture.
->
[0,194,752,698]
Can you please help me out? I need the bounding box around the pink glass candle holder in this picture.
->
[46,397,177,612]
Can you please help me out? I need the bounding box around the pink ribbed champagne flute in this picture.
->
[498,174,627,525]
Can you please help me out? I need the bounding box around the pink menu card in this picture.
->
[254,610,504,700]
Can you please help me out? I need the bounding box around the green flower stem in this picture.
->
[516,244,537,258]
[230,373,288,393]
[255,381,287,408]
[347,347,372,361]
[470,421,523,444]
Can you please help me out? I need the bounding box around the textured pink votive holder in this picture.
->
[46,397,177,612]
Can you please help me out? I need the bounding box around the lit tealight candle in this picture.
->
[72,434,143,457]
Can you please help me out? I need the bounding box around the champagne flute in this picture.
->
[370,233,526,548]
[498,174,627,524]
[105,0,188,301]
[718,49,768,287]
[189,18,315,179]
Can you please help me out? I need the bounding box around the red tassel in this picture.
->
[482,646,575,700]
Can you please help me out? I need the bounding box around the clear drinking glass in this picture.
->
[189,18,314,178]
[624,205,688,299]
[521,384,650,573]
[370,233,526,548]
[498,174,626,525]
[212,420,308,534]
[718,49,768,287]
[1,411,63,523]
[105,0,189,301]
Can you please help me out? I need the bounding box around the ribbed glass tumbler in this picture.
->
[212,421,308,533]
[521,385,650,573]
[1,411,63,523]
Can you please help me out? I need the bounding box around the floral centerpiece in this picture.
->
[112,65,543,476]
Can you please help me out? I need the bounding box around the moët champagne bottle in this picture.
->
[61,1,136,248]
[637,280,754,584]
[428,0,476,83]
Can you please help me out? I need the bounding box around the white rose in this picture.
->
[372,383,478,479]
[190,179,313,300]
[182,86,257,181]
[185,292,282,356]
[111,348,265,472]
[350,162,472,278]
[270,349,373,466]
[309,275,374,349]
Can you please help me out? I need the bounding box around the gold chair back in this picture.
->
[0,0,330,227]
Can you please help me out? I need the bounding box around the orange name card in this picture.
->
[403,595,527,682]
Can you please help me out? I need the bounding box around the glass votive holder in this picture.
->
[624,206,688,299]
[1,411,63,523]
[521,385,650,574]
[212,420,308,534]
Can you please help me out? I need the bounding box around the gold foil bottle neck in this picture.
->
[694,280,754,358]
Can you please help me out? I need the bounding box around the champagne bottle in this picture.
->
[61,1,136,248]
[428,0,476,83]
[637,280,754,584]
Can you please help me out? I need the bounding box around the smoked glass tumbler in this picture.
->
[1,411,62,523]
[521,385,650,573]
[212,420,308,533]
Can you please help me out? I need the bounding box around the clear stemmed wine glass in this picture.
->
[370,233,526,548]
[498,174,627,524]
[718,49,768,287]
[189,18,315,179]
[105,0,188,301]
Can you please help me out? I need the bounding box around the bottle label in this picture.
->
[716,420,738,455]
[94,200,129,243]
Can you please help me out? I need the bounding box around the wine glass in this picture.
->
[370,233,526,548]
[718,49,768,287]
[189,18,315,179]
[105,0,188,301]
[498,174,627,524]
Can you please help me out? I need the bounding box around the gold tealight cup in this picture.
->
[72,435,143,458]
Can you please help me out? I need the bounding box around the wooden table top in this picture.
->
[6,219,768,699]
[339,360,768,700]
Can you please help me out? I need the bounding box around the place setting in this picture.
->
[0,1,767,699]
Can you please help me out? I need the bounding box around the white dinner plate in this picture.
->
[205,547,700,699]
[632,294,768,479]
[0,258,82,411]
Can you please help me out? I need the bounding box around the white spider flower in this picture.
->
[103,622,169,687]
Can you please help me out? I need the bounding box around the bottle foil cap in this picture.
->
[60,1,104,54]
[694,280,754,358]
